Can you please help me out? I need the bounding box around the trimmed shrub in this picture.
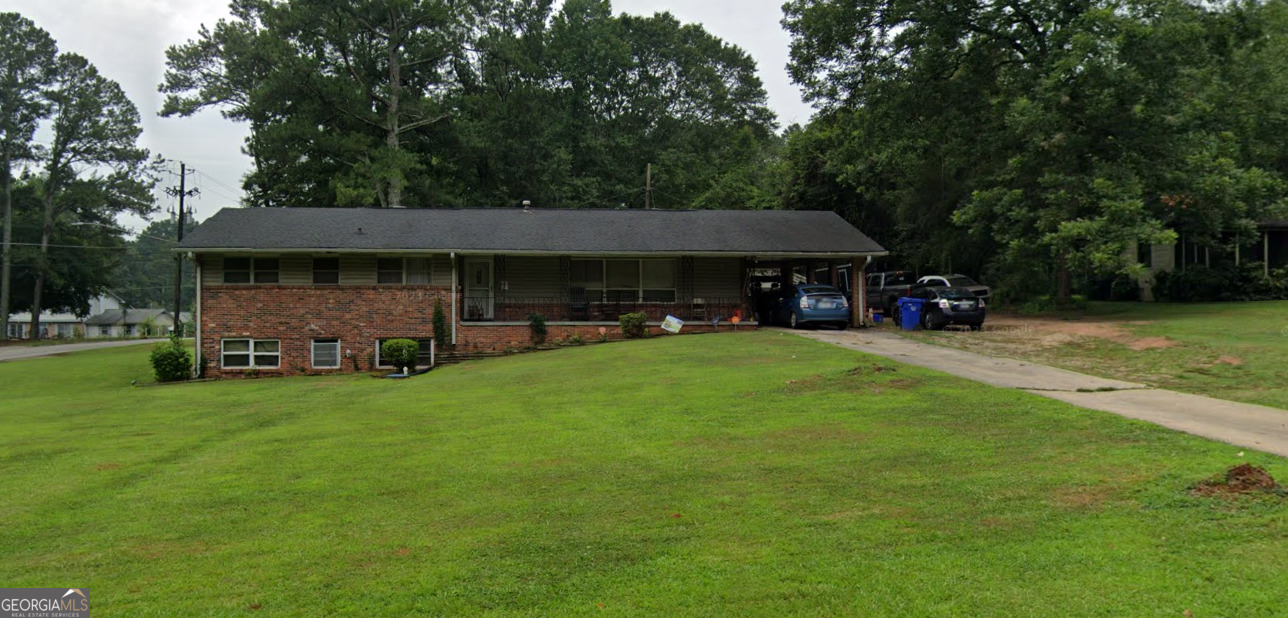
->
[619,312,648,339]
[432,298,449,348]
[528,313,547,346]
[381,338,419,374]
[150,336,192,382]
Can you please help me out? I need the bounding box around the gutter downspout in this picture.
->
[194,258,202,378]
[859,255,870,326]
[450,252,458,345]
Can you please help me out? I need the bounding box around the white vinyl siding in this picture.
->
[340,255,377,285]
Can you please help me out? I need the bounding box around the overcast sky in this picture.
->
[8,0,814,231]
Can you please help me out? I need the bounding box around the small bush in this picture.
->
[566,333,585,346]
[381,338,419,374]
[528,313,547,346]
[150,336,192,382]
[432,298,449,347]
[619,312,648,339]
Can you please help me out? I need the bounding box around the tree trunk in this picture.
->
[1,143,12,341]
[384,15,403,209]
[1055,251,1073,303]
[30,192,55,340]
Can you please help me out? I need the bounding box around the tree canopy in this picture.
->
[0,12,154,338]
[783,0,1288,299]
[160,0,779,210]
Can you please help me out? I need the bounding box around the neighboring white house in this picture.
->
[5,310,85,340]
[85,308,193,338]
[4,292,193,340]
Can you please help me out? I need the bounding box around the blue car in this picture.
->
[777,284,851,329]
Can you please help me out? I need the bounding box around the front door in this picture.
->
[464,259,494,320]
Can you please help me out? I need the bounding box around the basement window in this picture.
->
[222,338,280,369]
[312,339,340,368]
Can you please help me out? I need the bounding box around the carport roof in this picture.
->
[178,207,888,256]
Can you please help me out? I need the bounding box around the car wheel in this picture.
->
[921,311,939,331]
[789,312,800,329]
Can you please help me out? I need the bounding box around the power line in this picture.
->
[6,242,128,250]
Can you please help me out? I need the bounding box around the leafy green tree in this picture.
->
[5,177,126,318]
[783,0,1288,301]
[160,0,779,210]
[112,216,200,310]
[28,52,154,335]
[0,12,57,340]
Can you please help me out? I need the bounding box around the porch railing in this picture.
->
[462,295,750,323]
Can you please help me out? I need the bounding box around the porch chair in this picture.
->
[691,297,707,321]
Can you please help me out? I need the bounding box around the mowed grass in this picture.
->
[905,301,1288,410]
[1,332,1286,616]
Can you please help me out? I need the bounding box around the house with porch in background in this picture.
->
[176,207,887,377]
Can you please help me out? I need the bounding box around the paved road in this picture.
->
[0,338,164,363]
[797,329,1288,458]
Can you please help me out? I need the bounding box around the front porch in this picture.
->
[461,295,749,324]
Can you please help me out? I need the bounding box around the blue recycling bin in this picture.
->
[897,297,925,331]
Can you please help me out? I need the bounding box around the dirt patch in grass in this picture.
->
[1128,337,1179,350]
[1214,355,1243,366]
[1052,484,1120,510]
[1192,464,1283,498]
[94,462,122,471]
[983,316,1179,350]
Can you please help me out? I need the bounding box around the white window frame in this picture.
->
[311,338,341,369]
[221,338,281,369]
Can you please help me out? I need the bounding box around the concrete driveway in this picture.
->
[0,338,163,363]
[797,328,1288,458]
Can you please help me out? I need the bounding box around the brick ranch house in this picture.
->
[177,208,887,377]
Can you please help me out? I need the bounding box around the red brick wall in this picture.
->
[201,285,451,378]
[200,285,743,377]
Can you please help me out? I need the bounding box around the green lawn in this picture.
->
[902,301,1288,410]
[1,332,1286,616]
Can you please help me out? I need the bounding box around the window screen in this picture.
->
[312,339,340,368]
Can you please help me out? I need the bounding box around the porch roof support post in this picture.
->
[451,252,458,345]
[193,258,202,378]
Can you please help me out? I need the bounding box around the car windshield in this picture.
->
[939,287,977,300]
[946,276,978,286]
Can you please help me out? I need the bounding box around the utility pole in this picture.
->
[165,162,198,336]
[645,163,652,209]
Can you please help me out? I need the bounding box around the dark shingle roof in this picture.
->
[177,208,887,256]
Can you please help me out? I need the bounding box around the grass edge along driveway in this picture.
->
[1,331,1286,617]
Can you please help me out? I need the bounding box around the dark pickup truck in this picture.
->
[865,271,917,315]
